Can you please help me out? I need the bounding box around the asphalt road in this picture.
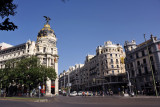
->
[0,96,160,107]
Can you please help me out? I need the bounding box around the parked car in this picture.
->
[77,91,83,96]
[70,91,77,96]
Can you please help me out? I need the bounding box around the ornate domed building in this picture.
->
[36,18,59,96]
[0,17,59,96]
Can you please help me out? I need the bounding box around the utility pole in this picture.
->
[68,71,70,96]
[144,34,158,97]
[64,73,65,88]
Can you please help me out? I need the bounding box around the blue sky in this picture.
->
[0,0,160,74]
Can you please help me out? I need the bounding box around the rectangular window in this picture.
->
[111,59,113,63]
[142,50,145,56]
[51,48,53,53]
[111,65,114,68]
[43,47,46,53]
[148,47,152,54]
[116,59,118,64]
[150,56,154,62]
[144,67,148,74]
[137,61,140,66]
[136,53,139,58]
[143,59,146,64]
[152,64,156,73]
[43,58,47,64]
[51,59,54,65]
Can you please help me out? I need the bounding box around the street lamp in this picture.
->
[126,71,132,96]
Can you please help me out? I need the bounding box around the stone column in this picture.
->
[54,57,59,95]
[46,78,51,96]
[46,58,52,96]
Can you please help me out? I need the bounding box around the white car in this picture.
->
[70,91,77,96]
[77,91,83,96]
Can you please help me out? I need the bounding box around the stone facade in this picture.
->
[59,41,127,94]
[124,35,160,95]
[0,22,59,96]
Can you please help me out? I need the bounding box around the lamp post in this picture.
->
[67,71,71,96]
[144,34,158,97]
[126,71,132,96]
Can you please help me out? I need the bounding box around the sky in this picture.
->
[0,0,160,74]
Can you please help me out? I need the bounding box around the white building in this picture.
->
[0,42,13,50]
[0,19,59,96]
[59,41,127,94]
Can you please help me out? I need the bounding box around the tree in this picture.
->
[15,56,57,94]
[0,0,18,31]
[0,56,57,96]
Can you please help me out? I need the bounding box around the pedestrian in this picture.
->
[82,91,85,97]
[110,90,113,96]
[95,91,97,96]
[87,91,89,96]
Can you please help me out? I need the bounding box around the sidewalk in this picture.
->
[84,94,160,99]
[0,96,48,102]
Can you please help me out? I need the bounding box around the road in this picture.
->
[0,95,160,107]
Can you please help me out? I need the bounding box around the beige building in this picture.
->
[0,19,59,96]
[59,41,127,94]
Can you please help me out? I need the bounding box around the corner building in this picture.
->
[0,21,59,96]
[124,35,160,95]
[60,41,127,94]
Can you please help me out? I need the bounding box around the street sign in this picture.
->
[67,83,72,87]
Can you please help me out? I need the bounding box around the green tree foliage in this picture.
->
[0,56,57,95]
[0,0,18,31]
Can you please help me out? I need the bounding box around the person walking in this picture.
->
[110,90,113,96]
[82,91,85,97]
[86,91,89,97]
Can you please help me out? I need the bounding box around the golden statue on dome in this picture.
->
[43,16,51,24]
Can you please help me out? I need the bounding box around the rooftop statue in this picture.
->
[43,16,51,24]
